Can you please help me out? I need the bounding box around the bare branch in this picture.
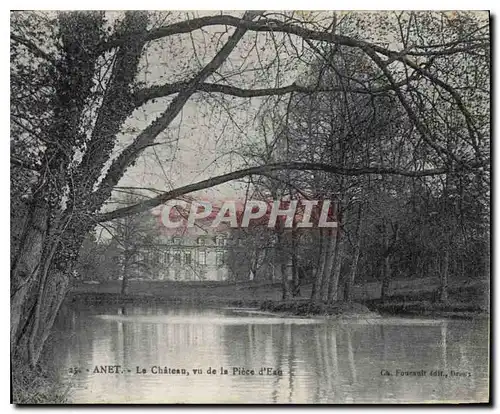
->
[11,33,58,66]
[133,78,415,107]
[98,161,450,222]
[102,14,488,62]
[11,156,39,171]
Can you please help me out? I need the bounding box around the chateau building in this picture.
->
[147,230,231,282]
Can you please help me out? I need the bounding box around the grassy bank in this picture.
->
[12,330,72,404]
[69,280,282,308]
[367,298,488,319]
[12,364,69,404]
[259,300,379,318]
[12,354,71,404]
[69,279,488,319]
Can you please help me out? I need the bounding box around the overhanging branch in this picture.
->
[97,162,449,222]
[102,14,488,64]
[133,78,416,107]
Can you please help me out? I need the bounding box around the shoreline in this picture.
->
[67,291,488,320]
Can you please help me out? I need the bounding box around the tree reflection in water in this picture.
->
[46,305,488,404]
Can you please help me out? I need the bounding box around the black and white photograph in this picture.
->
[10,9,490,404]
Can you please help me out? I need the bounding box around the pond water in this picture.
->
[47,303,489,404]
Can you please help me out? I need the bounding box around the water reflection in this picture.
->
[47,304,489,404]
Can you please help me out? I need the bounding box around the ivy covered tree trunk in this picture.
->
[11,198,50,354]
[13,213,90,367]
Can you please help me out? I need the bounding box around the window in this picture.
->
[174,251,181,264]
[173,237,181,245]
[151,251,159,265]
[197,237,205,246]
[216,251,226,266]
[184,252,192,265]
[217,237,227,246]
[163,251,171,264]
[198,251,206,265]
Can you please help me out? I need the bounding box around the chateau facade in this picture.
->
[149,231,231,282]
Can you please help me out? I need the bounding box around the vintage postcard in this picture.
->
[10,10,490,404]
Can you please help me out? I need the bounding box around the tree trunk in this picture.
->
[121,257,130,295]
[11,198,50,355]
[380,221,398,302]
[281,260,289,301]
[327,224,343,303]
[14,213,90,366]
[28,269,69,367]
[344,205,363,302]
[275,219,289,301]
[311,229,327,302]
[381,257,391,302]
[326,206,344,303]
[291,228,300,297]
[439,246,450,303]
[13,236,77,368]
[380,223,391,302]
[273,249,282,285]
[320,228,337,302]
[250,249,262,281]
